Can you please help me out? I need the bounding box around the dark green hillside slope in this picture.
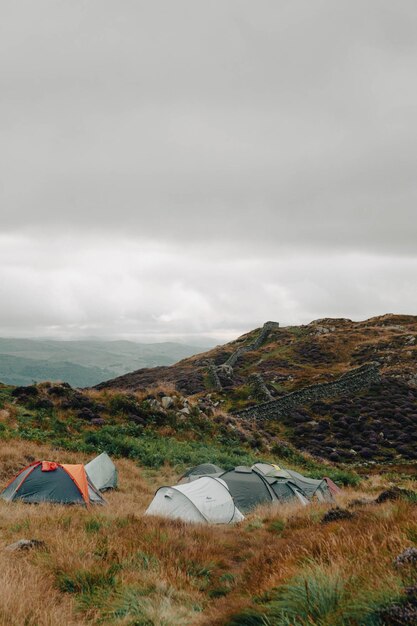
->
[0,338,207,387]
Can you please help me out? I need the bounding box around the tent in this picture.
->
[324,476,342,497]
[220,466,309,513]
[0,461,105,506]
[265,476,310,507]
[179,463,224,484]
[145,476,244,524]
[252,463,334,503]
[85,452,118,491]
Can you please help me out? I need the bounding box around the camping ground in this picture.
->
[0,381,416,625]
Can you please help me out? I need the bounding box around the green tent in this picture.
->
[219,466,309,514]
[252,463,334,502]
[85,452,118,491]
[179,463,224,484]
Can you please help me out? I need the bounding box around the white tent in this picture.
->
[85,452,118,491]
[145,476,244,524]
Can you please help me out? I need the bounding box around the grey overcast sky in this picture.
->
[1,1,417,342]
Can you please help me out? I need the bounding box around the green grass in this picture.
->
[226,563,403,626]
[0,386,362,486]
[56,564,119,595]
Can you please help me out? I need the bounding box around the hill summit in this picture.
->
[94,314,417,466]
[96,314,417,399]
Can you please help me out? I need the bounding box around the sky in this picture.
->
[1,1,417,343]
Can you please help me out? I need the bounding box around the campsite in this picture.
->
[0,378,416,625]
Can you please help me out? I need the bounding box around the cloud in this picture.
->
[1,1,416,338]
[0,234,416,340]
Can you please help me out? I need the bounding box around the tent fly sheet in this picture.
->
[219,466,277,514]
[85,452,118,491]
[179,463,224,484]
[252,463,334,502]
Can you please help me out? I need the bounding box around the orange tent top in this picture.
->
[62,464,90,505]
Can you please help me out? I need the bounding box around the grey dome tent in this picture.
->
[85,452,118,491]
[252,463,334,503]
[219,466,309,514]
[265,476,310,507]
[145,476,244,524]
[179,463,224,484]
[1,461,105,506]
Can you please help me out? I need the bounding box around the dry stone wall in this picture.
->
[235,363,380,420]
[205,321,280,390]
[224,321,280,367]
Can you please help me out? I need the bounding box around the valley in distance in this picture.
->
[0,337,211,387]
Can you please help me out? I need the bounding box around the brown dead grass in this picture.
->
[0,439,415,625]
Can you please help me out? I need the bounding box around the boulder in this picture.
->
[321,507,354,524]
[91,418,105,426]
[161,396,175,410]
[393,547,417,567]
[375,487,416,503]
[5,539,46,552]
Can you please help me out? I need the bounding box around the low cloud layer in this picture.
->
[1,234,416,341]
[1,1,416,340]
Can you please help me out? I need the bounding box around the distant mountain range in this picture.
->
[0,338,209,387]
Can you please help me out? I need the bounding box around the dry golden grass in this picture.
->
[0,439,415,625]
[86,381,178,406]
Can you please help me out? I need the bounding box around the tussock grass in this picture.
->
[0,440,415,625]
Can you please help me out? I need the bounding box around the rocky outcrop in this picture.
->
[235,364,380,420]
[205,359,222,391]
[248,373,274,402]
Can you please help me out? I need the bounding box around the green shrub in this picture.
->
[85,518,102,534]
[132,550,160,571]
[224,608,269,626]
[56,564,119,595]
[109,394,141,415]
[264,564,401,626]
[83,426,255,469]
[267,565,345,625]
[208,587,230,598]
[268,519,285,534]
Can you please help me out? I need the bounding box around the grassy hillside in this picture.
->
[95,315,417,397]
[0,338,208,387]
[0,383,357,486]
[0,441,415,625]
[0,317,416,624]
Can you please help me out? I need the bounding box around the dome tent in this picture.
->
[179,463,224,484]
[145,476,243,524]
[85,452,118,491]
[252,463,334,503]
[264,475,310,507]
[1,461,105,506]
[219,466,309,514]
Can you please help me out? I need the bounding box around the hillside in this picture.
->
[0,319,416,624]
[95,315,417,396]
[0,338,208,387]
[0,385,416,624]
[94,315,417,466]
